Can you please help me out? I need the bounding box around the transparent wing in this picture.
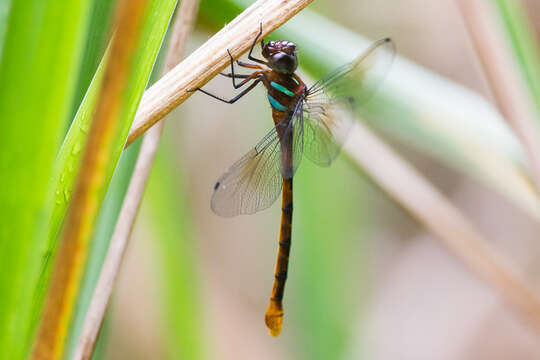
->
[211,114,302,217]
[301,38,396,166]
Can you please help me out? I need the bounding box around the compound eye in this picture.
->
[269,52,297,74]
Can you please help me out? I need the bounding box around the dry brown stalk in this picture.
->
[456,0,540,193]
[125,0,314,146]
[345,122,540,333]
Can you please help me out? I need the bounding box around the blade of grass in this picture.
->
[43,0,178,326]
[31,0,149,358]
[493,0,540,117]
[68,0,117,124]
[199,0,540,221]
[74,0,200,357]
[345,121,540,333]
[49,0,176,253]
[456,0,540,193]
[60,1,177,357]
[0,0,92,357]
[0,0,11,58]
[125,0,315,146]
[33,1,119,352]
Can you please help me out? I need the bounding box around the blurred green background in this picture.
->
[1,0,540,359]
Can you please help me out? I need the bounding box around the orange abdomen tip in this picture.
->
[265,301,283,337]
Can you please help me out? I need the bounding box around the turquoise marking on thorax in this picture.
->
[270,81,295,97]
[267,93,288,111]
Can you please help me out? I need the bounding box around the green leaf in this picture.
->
[68,0,116,124]
[0,0,93,357]
[0,0,11,58]
[42,0,178,319]
[18,1,177,357]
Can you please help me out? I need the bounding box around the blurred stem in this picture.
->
[492,0,540,117]
[456,0,540,193]
[125,0,314,146]
[144,128,205,359]
[30,0,149,358]
[345,121,540,334]
[73,0,199,358]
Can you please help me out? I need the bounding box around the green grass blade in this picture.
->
[68,0,117,124]
[0,0,11,58]
[493,0,540,117]
[0,0,92,357]
[64,9,174,355]
[43,0,178,317]
[22,0,177,357]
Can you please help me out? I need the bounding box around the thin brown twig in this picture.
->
[30,0,149,359]
[125,0,315,146]
[345,122,540,333]
[456,0,540,193]
[73,0,200,359]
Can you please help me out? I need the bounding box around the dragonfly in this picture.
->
[189,24,395,336]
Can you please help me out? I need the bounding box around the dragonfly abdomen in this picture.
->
[265,177,293,336]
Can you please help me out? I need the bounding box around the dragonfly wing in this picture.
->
[300,92,352,166]
[309,38,396,105]
[211,115,302,217]
[301,38,395,166]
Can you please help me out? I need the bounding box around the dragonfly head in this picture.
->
[262,40,298,74]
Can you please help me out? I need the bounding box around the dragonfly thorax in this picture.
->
[262,40,298,74]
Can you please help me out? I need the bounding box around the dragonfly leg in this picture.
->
[221,49,263,89]
[187,78,261,104]
[228,71,263,89]
[219,72,250,79]
[247,22,267,65]
[236,60,264,70]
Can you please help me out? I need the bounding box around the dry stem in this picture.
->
[345,122,540,333]
[125,0,315,146]
[456,0,540,193]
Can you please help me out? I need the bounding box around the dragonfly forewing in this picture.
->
[211,116,302,217]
